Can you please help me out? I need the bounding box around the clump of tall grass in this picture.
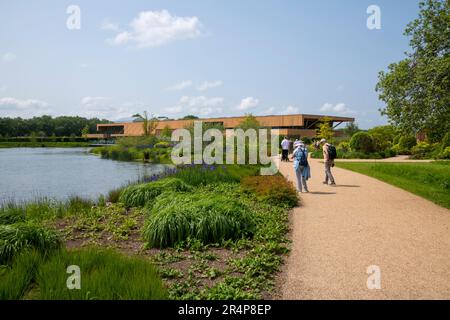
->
[0,250,42,300]
[142,189,256,248]
[171,164,260,186]
[119,178,192,207]
[36,248,167,300]
[0,223,61,264]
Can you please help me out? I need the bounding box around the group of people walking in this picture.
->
[281,137,336,193]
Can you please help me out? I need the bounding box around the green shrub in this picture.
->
[106,187,123,203]
[0,223,61,264]
[398,135,417,153]
[438,146,450,159]
[350,132,375,153]
[411,142,436,159]
[119,178,192,207]
[441,132,450,151]
[155,141,170,148]
[241,176,298,208]
[142,189,256,248]
[337,141,351,152]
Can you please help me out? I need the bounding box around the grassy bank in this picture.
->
[335,161,450,209]
[0,164,295,300]
[0,141,92,148]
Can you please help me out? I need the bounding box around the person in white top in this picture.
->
[281,137,290,162]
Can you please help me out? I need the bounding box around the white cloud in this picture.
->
[0,97,49,109]
[166,80,192,91]
[236,97,259,111]
[80,63,89,68]
[197,80,223,91]
[164,95,224,116]
[280,105,299,114]
[1,52,16,63]
[320,102,354,115]
[101,20,120,32]
[79,96,135,120]
[0,97,51,117]
[107,10,202,48]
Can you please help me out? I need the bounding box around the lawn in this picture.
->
[335,161,450,209]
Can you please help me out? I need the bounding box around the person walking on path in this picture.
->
[292,140,310,193]
[281,136,290,162]
[320,138,336,185]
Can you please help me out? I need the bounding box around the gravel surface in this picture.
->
[278,158,450,299]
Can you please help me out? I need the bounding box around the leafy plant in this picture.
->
[119,178,192,207]
[0,223,61,264]
[241,176,298,208]
[350,132,375,153]
[142,187,256,248]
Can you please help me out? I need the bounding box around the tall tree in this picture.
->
[132,111,159,136]
[376,0,450,142]
[316,117,334,141]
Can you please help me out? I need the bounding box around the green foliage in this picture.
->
[106,187,123,203]
[368,125,397,152]
[337,141,351,152]
[241,176,298,208]
[316,117,334,141]
[0,115,110,137]
[172,164,259,186]
[0,223,61,264]
[350,132,375,153]
[160,125,172,138]
[236,114,261,131]
[119,178,192,207]
[142,186,256,248]
[0,248,167,300]
[396,135,417,154]
[0,250,42,300]
[438,146,450,159]
[343,122,360,138]
[155,141,170,148]
[336,161,450,209]
[180,115,199,120]
[376,0,450,142]
[411,142,439,159]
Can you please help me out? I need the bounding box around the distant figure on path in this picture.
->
[320,138,336,185]
[281,136,290,162]
[292,140,310,193]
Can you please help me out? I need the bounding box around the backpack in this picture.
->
[296,148,308,167]
[327,144,337,160]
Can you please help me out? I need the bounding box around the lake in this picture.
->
[0,148,168,203]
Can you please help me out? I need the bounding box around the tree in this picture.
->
[180,115,199,120]
[132,111,159,136]
[81,125,90,137]
[376,0,450,142]
[343,122,360,138]
[316,117,334,141]
[161,125,172,138]
[236,114,261,131]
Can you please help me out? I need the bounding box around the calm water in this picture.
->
[0,148,168,203]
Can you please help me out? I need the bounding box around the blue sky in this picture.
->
[0,0,421,128]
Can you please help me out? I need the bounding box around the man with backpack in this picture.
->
[320,138,336,186]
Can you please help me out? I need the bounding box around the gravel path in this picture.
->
[279,158,450,299]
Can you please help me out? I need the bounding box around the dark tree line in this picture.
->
[0,115,111,137]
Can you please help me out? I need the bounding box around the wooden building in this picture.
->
[88,114,354,139]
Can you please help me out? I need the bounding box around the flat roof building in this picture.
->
[89,114,354,138]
